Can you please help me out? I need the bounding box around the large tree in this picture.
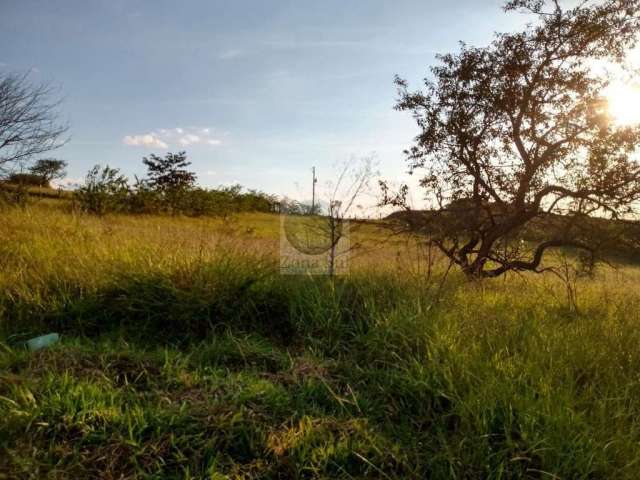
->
[0,72,68,174]
[386,0,640,278]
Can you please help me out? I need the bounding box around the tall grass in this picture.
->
[2,203,640,478]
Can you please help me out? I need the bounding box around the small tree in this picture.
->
[29,158,67,187]
[285,157,376,276]
[142,151,196,212]
[0,72,68,174]
[324,159,375,276]
[385,0,640,279]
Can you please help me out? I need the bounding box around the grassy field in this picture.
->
[2,201,640,479]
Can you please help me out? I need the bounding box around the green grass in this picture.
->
[1,203,640,478]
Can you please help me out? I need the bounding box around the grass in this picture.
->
[1,201,640,478]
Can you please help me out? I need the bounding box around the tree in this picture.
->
[29,158,67,186]
[323,158,375,276]
[142,151,196,192]
[142,151,196,212]
[385,0,640,279]
[283,157,376,276]
[0,72,68,174]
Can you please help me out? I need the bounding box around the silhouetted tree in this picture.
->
[29,158,67,186]
[384,0,640,278]
[0,72,68,174]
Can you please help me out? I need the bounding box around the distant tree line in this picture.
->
[75,152,279,217]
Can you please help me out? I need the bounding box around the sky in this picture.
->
[0,0,530,206]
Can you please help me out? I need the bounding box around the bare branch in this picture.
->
[0,72,69,174]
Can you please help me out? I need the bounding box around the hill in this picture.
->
[1,204,640,477]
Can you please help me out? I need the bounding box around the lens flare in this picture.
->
[605,82,640,126]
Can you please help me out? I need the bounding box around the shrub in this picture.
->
[5,172,47,187]
[127,179,163,214]
[75,165,130,215]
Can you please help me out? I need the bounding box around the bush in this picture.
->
[5,173,47,187]
[127,180,163,214]
[75,165,130,215]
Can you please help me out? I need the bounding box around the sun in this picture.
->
[605,82,640,126]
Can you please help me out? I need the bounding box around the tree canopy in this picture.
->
[142,151,196,193]
[387,0,640,278]
[29,158,67,185]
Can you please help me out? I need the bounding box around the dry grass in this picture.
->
[1,203,640,478]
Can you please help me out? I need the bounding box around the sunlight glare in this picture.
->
[605,82,640,126]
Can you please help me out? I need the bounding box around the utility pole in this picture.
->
[311,166,317,215]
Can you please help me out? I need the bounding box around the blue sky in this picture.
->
[1,0,528,204]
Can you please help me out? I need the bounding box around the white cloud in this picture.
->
[124,127,223,149]
[206,170,216,176]
[123,133,168,149]
[51,177,83,190]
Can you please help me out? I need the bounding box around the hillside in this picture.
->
[1,204,640,478]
